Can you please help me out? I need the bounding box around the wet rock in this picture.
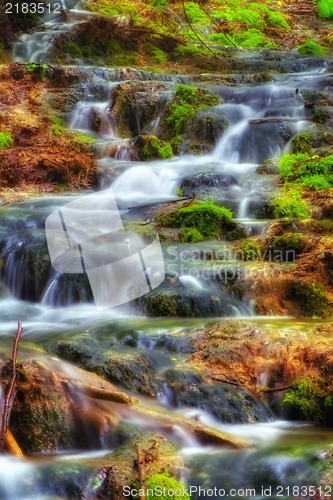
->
[180,172,238,197]
[50,341,158,397]
[109,81,173,137]
[160,368,273,423]
[0,360,117,453]
[184,109,229,153]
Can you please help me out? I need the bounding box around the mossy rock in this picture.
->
[135,134,173,160]
[290,281,330,317]
[160,201,234,240]
[1,360,103,452]
[281,376,333,425]
[184,109,229,152]
[271,234,306,261]
[291,132,313,154]
[160,84,220,144]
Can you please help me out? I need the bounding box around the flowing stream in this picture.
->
[0,8,333,500]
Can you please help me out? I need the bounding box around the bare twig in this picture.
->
[259,385,293,394]
[0,322,23,451]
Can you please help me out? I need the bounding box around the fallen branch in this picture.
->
[259,385,293,394]
[0,322,23,451]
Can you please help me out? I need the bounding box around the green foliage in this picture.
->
[291,132,313,154]
[184,2,210,24]
[301,174,332,190]
[241,241,261,261]
[317,0,333,18]
[282,377,332,422]
[145,472,191,500]
[148,0,168,11]
[279,152,333,189]
[152,48,167,64]
[0,132,13,149]
[270,187,310,219]
[294,281,329,317]
[48,116,65,136]
[165,84,219,136]
[297,39,327,55]
[26,63,48,80]
[272,234,305,260]
[161,201,233,240]
[142,136,173,160]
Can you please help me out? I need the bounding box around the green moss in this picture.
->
[297,39,327,55]
[0,132,13,149]
[291,132,313,154]
[26,63,48,81]
[270,187,310,219]
[145,472,191,500]
[301,174,332,190]
[271,234,305,261]
[73,133,96,143]
[240,241,261,261]
[142,135,173,160]
[281,377,332,423]
[294,281,329,317]
[267,11,290,29]
[164,84,219,137]
[66,41,83,58]
[233,29,275,49]
[317,0,333,18]
[180,227,204,243]
[161,201,233,240]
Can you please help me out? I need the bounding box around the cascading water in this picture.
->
[1,7,333,499]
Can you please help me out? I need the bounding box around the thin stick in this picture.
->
[0,322,23,451]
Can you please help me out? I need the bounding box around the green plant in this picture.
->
[48,116,65,136]
[294,281,329,317]
[317,0,333,18]
[152,48,167,64]
[278,152,333,189]
[270,187,310,219]
[282,377,332,422]
[176,188,184,197]
[301,174,332,190]
[26,63,48,80]
[184,2,210,24]
[297,39,327,55]
[161,201,233,240]
[0,132,13,149]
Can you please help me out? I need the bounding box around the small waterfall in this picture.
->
[0,457,39,500]
[112,165,178,206]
